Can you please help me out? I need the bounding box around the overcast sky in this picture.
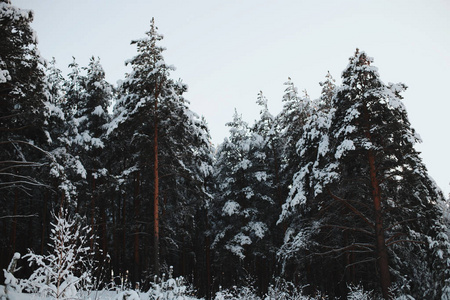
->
[13,0,450,195]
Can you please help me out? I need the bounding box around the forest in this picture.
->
[1,1,450,299]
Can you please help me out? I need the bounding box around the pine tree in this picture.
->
[211,110,253,286]
[45,58,87,208]
[277,78,311,205]
[107,18,213,286]
[316,71,336,110]
[212,108,278,292]
[280,49,450,298]
[0,1,54,279]
[70,57,112,255]
[250,92,284,292]
[278,71,336,233]
[277,72,338,293]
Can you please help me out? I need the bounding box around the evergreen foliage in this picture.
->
[278,49,450,299]
[1,2,449,299]
[0,0,54,282]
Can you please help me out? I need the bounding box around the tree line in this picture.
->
[1,1,449,299]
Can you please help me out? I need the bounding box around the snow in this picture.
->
[254,171,267,182]
[44,101,65,120]
[0,69,11,83]
[104,107,127,135]
[247,221,267,239]
[234,233,252,246]
[93,168,108,179]
[317,135,329,157]
[0,2,32,22]
[222,200,240,216]
[237,158,251,170]
[92,105,105,116]
[0,289,201,300]
[116,290,140,300]
[343,104,360,124]
[278,227,310,258]
[198,161,213,177]
[335,139,355,159]
[74,158,87,178]
[226,233,252,259]
[243,187,254,199]
[73,131,105,149]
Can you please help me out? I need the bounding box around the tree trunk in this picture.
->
[134,172,141,283]
[153,96,160,277]
[122,195,126,276]
[363,105,392,299]
[41,191,48,255]
[205,211,212,299]
[10,188,18,254]
[368,149,392,299]
[101,204,107,257]
[90,176,96,250]
[112,194,117,282]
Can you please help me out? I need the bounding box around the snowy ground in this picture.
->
[0,288,200,300]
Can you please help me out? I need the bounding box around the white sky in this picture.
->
[13,0,450,195]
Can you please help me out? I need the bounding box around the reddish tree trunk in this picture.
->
[122,195,126,274]
[101,207,107,256]
[153,96,160,277]
[134,172,141,282]
[363,105,392,299]
[368,149,392,299]
[41,191,48,255]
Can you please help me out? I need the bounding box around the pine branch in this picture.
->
[319,224,374,236]
[328,189,375,228]
[386,239,425,247]
[384,218,419,232]
[0,214,38,220]
[315,243,375,256]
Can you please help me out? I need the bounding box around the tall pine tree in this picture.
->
[0,0,53,279]
[280,49,450,299]
[107,18,213,286]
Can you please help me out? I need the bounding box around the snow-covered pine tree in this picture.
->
[106,18,213,286]
[280,49,450,299]
[0,0,55,279]
[276,78,312,207]
[73,57,111,154]
[278,71,336,237]
[249,91,284,292]
[331,50,450,299]
[212,108,278,292]
[253,91,283,218]
[46,57,66,107]
[211,109,253,286]
[110,17,175,282]
[316,71,336,110]
[277,74,335,291]
[44,58,86,211]
[70,57,112,257]
[62,57,84,119]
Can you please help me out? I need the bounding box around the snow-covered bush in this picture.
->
[1,252,25,299]
[23,208,94,299]
[214,285,260,300]
[150,266,196,300]
[347,284,376,300]
[264,278,310,300]
[115,290,141,300]
[214,278,329,300]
